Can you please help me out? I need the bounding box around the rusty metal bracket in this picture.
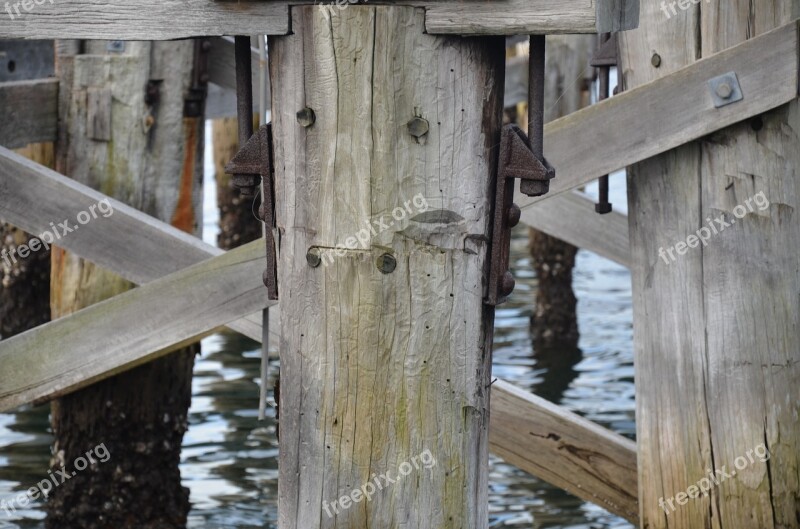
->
[486,124,555,306]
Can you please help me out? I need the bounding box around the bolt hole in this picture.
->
[750,117,764,132]
[7,60,15,73]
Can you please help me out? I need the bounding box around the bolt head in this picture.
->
[507,203,521,228]
[651,53,662,68]
[296,107,316,128]
[377,253,396,274]
[407,117,429,138]
[715,82,733,99]
[306,248,322,268]
[500,271,515,297]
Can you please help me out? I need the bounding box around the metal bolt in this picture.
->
[296,107,316,128]
[377,253,396,274]
[107,41,125,53]
[715,82,733,99]
[500,270,515,297]
[306,248,322,268]
[651,53,661,68]
[407,117,429,139]
[201,39,212,52]
[507,203,521,228]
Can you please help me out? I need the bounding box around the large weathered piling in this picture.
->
[270,6,503,527]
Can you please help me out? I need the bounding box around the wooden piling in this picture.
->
[270,6,503,527]
[620,2,800,527]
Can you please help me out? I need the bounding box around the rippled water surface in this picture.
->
[0,132,634,528]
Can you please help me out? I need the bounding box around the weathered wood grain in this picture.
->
[271,6,502,528]
[0,146,264,341]
[0,0,637,39]
[620,3,800,528]
[490,379,638,523]
[0,241,269,412]
[0,78,58,148]
[0,0,289,39]
[522,20,799,210]
[523,190,629,267]
[423,0,638,34]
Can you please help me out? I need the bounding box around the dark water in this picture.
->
[0,130,634,528]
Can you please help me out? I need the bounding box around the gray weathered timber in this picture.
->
[0,241,270,412]
[0,0,289,39]
[423,0,638,34]
[524,190,629,268]
[490,379,638,523]
[0,78,58,148]
[0,146,263,341]
[521,20,799,210]
[207,37,261,93]
[0,0,634,39]
[621,3,800,528]
[271,6,501,528]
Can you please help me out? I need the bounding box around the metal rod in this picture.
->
[595,33,612,214]
[528,34,546,159]
[234,35,254,146]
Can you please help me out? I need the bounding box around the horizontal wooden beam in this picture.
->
[525,19,799,209]
[0,146,264,340]
[490,379,638,523]
[523,190,630,267]
[0,0,289,39]
[0,0,636,40]
[0,240,272,411]
[0,78,57,148]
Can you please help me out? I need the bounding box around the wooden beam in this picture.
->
[0,146,264,341]
[0,78,58,148]
[0,0,289,39]
[423,0,638,34]
[0,240,272,412]
[0,0,634,40]
[523,190,630,268]
[207,37,260,93]
[490,379,638,523]
[522,19,800,210]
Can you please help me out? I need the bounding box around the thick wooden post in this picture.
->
[270,6,503,528]
[48,40,204,528]
[621,2,800,527]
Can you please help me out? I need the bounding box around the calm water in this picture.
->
[0,125,634,529]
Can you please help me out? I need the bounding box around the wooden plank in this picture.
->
[423,0,638,34]
[0,0,289,39]
[522,20,800,210]
[0,78,58,148]
[0,0,634,39]
[490,379,638,523]
[0,240,272,412]
[523,190,629,267]
[0,146,263,341]
[207,37,261,93]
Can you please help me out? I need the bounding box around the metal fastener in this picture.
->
[708,72,743,108]
[297,107,316,128]
[651,53,661,68]
[407,117,429,139]
[306,248,322,268]
[377,253,396,274]
[107,41,125,53]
